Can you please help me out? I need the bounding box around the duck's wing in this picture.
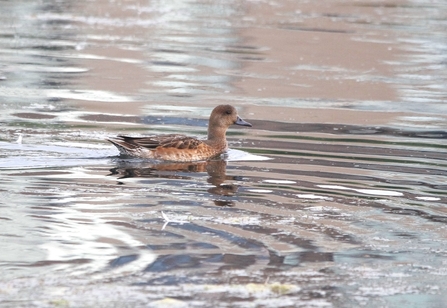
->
[108,134,204,151]
[156,134,204,149]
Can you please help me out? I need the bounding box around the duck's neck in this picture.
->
[206,126,228,150]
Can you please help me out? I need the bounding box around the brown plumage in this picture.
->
[107,105,252,162]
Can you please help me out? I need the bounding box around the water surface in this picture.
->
[1,0,447,307]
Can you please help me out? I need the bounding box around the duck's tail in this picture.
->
[107,136,141,157]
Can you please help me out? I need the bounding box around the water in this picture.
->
[1,0,447,307]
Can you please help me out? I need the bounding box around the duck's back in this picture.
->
[107,134,223,161]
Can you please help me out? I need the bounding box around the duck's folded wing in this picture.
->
[110,134,203,150]
[158,135,203,149]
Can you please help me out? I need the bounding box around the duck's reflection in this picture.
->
[108,159,238,206]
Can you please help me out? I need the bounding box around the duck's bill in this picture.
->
[235,116,252,127]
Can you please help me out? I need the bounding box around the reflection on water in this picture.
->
[1,0,447,306]
[109,159,239,206]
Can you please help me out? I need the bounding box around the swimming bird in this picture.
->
[107,105,252,162]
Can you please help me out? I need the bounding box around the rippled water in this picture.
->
[1,0,447,307]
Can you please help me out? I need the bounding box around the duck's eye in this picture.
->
[225,109,232,115]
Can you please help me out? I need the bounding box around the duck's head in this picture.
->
[209,105,252,129]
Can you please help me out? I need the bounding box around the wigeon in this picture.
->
[107,105,252,162]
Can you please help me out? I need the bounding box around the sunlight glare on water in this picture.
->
[1,0,447,307]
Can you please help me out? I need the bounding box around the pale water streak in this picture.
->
[1,0,447,307]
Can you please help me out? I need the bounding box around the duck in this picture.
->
[107,105,252,162]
